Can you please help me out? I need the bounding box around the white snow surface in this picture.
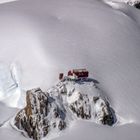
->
[0,63,26,108]
[0,0,18,4]
[0,0,140,139]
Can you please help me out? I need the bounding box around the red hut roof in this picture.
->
[68,69,89,78]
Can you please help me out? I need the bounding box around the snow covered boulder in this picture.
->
[69,92,91,119]
[62,79,116,126]
[68,92,115,126]
[93,97,116,126]
[14,88,67,140]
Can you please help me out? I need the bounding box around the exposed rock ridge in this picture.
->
[15,88,66,140]
[14,79,116,140]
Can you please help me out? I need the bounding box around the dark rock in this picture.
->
[15,88,66,140]
[94,98,116,126]
[134,2,140,9]
[69,93,91,119]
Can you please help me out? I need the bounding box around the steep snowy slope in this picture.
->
[0,0,140,140]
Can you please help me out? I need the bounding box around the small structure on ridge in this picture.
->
[59,69,89,80]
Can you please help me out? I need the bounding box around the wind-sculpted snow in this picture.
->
[14,78,116,140]
[0,63,25,108]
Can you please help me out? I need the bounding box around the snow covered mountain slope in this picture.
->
[0,101,18,125]
[53,121,140,140]
[0,0,140,139]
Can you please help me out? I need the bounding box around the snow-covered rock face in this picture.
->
[69,92,91,120]
[105,0,140,9]
[125,0,140,6]
[93,97,115,125]
[64,78,116,126]
[14,78,116,140]
[15,88,67,140]
[127,0,140,8]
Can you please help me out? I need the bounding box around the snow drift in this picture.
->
[0,63,25,108]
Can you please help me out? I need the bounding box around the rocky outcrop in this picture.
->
[127,0,140,9]
[69,93,91,119]
[15,88,66,140]
[68,92,116,126]
[93,97,116,126]
[14,79,117,140]
[134,2,140,9]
